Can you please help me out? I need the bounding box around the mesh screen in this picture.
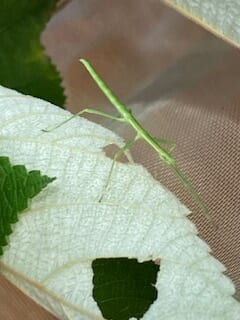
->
[124,46,240,296]
[124,97,240,296]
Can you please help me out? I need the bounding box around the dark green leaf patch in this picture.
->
[92,258,159,320]
[0,0,65,106]
[0,156,55,255]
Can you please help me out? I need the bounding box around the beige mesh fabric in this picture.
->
[126,86,240,296]
[123,44,240,296]
[1,0,239,318]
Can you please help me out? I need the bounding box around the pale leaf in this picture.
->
[161,0,240,48]
[0,86,239,319]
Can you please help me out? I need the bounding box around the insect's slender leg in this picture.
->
[164,157,216,225]
[42,108,126,132]
[154,137,176,152]
[99,135,139,202]
[123,149,134,163]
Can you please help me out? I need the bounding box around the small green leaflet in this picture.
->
[0,0,65,107]
[92,258,159,320]
[0,156,55,255]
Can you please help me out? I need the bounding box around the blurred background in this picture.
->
[1,0,240,318]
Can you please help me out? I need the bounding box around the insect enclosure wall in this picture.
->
[1,0,239,318]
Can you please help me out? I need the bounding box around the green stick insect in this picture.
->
[45,59,212,222]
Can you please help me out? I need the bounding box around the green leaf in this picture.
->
[92,258,159,320]
[0,0,65,106]
[0,156,55,255]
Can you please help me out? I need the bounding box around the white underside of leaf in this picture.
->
[0,86,239,319]
[162,0,240,48]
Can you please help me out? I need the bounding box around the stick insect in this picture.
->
[44,59,212,222]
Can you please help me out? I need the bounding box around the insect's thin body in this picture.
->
[44,59,211,222]
[82,59,174,164]
[115,109,208,214]
[81,59,212,220]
